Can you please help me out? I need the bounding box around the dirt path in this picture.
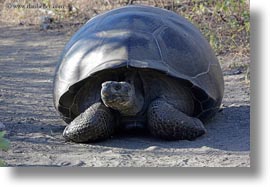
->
[0,24,250,167]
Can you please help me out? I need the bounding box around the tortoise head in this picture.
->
[101,81,144,115]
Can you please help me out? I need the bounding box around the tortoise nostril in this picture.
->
[113,84,121,91]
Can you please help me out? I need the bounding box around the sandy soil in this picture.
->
[0,24,250,167]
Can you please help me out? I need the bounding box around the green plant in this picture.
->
[0,131,10,167]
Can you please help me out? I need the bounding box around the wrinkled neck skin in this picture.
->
[101,72,144,116]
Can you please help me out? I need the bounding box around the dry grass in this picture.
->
[0,0,250,56]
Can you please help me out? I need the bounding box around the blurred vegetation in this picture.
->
[0,131,10,166]
[178,0,250,56]
[0,0,250,56]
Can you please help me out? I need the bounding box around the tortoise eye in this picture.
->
[114,84,121,91]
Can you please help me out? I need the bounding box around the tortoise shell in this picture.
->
[53,5,224,123]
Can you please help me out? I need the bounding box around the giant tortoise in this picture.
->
[53,5,224,143]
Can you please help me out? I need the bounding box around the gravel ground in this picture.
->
[0,24,250,167]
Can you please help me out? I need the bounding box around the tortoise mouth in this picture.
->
[102,95,131,106]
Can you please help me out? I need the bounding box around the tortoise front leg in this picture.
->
[63,102,116,143]
[147,99,206,140]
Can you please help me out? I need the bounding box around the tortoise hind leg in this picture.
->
[147,99,206,140]
[63,102,116,143]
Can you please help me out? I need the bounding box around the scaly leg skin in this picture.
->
[63,102,115,143]
[147,99,207,140]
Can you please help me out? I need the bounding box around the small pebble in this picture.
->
[144,146,159,151]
